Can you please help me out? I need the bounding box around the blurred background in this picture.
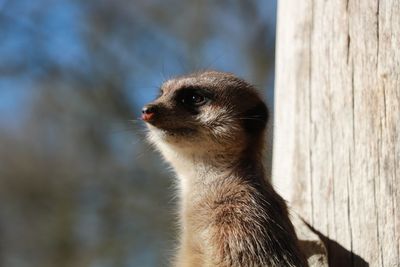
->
[0,1,277,266]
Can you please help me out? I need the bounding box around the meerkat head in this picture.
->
[142,71,268,158]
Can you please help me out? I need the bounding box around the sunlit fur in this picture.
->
[145,71,307,267]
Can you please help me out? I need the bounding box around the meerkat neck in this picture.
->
[173,153,241,196]
[159,138,265,196]
[174,150,265,204]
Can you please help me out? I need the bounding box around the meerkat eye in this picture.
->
[180,91,207,106]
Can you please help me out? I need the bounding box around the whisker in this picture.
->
[237,117,266,122]
[128,118,144,124]
[134,142,155,161]
[107,128,137,134]
[103,118,147,135]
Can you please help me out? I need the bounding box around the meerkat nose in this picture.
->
[142,105,157,121]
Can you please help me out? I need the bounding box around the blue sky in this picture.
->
[0,0,277,131]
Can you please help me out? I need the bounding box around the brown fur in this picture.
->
[143,71,307,266]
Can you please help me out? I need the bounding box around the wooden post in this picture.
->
[273,0,400,266]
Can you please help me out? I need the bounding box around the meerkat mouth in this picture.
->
[149,124,197,137]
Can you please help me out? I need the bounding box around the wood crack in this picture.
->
[393,147,399,265]
[376,0,380,69]
[373,143,384,267]
[351,62,355,149]
[347,151,354,266]
[308,0,315,226]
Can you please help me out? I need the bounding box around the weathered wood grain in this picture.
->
[273,0,400,266]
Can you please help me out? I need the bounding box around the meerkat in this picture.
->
[142,71,307,267]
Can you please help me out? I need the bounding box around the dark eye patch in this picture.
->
[175,87,213,112]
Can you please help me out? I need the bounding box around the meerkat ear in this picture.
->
[242,102,269,134]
